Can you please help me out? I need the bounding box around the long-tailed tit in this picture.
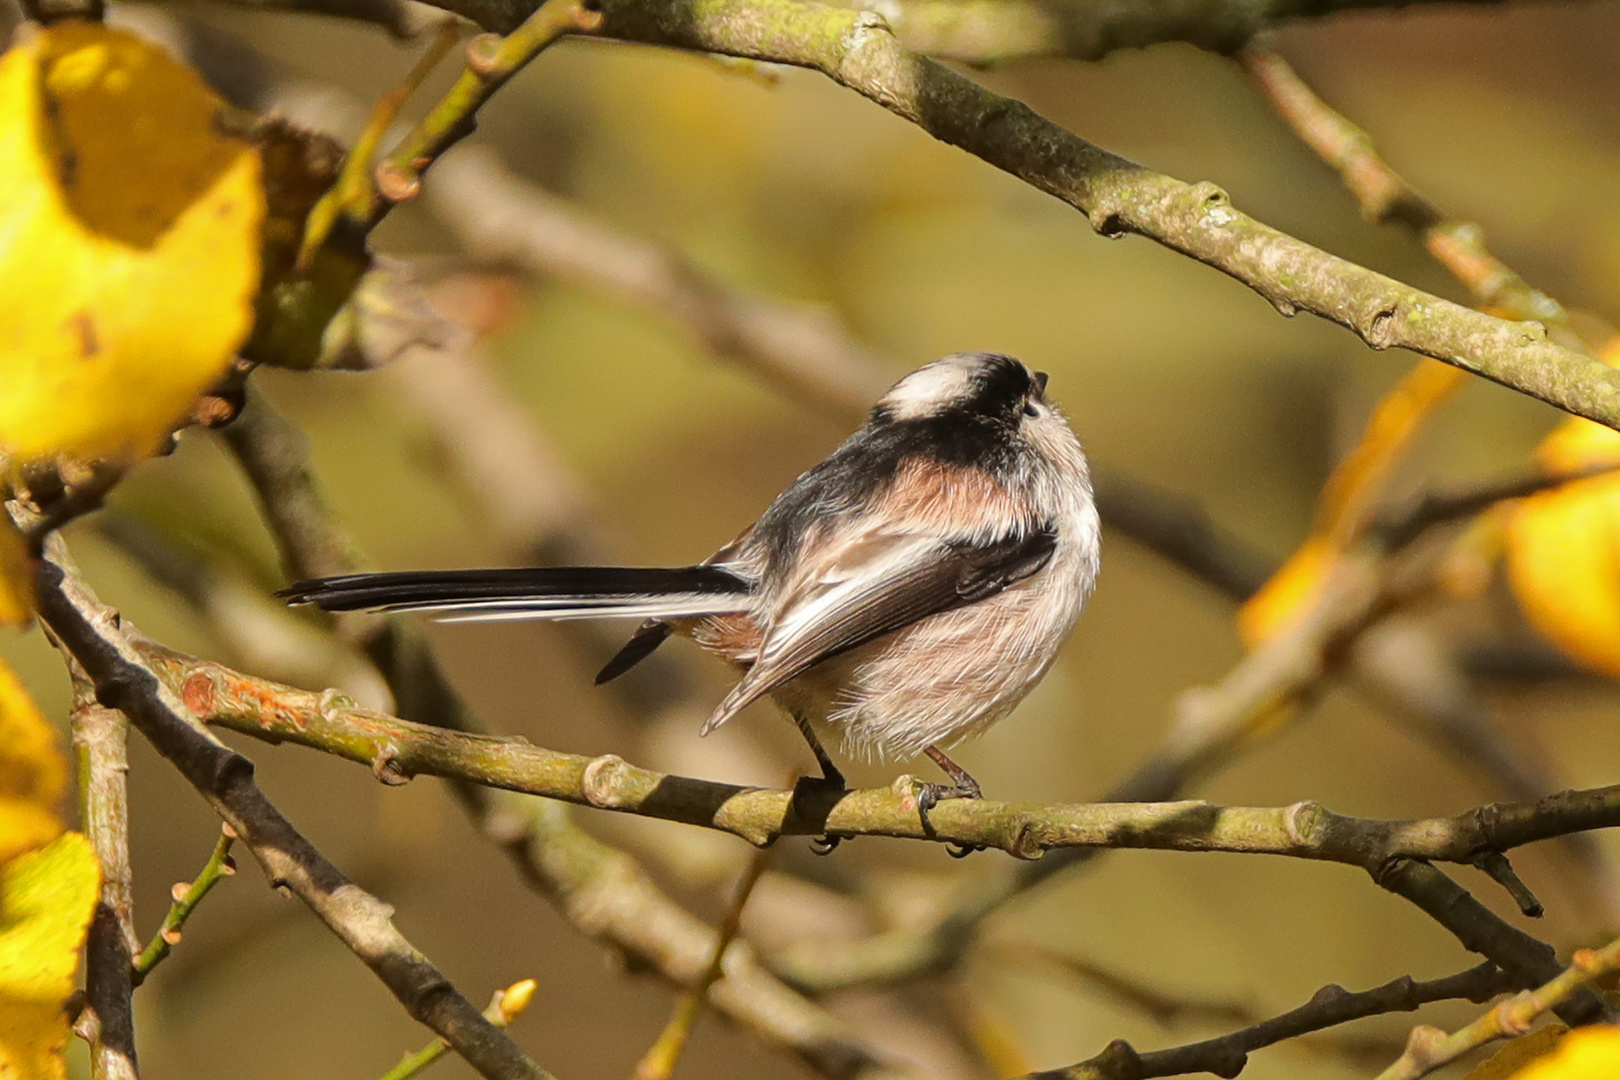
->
[282,352,1100,848]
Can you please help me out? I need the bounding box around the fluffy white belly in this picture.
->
[772,555,1084,760]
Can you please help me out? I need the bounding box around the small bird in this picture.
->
[281,353,1100,845]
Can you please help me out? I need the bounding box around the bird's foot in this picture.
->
[916,780,986,858]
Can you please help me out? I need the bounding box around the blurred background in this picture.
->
[7,0,1620,1075]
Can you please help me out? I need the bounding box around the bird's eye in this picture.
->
[1022,401,1040,418]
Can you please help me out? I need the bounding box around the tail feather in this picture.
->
[596,621,675,684]
[279,566,754,623]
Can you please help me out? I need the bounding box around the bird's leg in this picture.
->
[792,712,846,788]
[789,712,847,854]
[918,745,985,858]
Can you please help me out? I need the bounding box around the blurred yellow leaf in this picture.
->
[1238,359,1463,646]
[1238,535,1336,647]
[0,833,99,1080]
[0,21,263,461]
[1465,1024,1568,1080]
[0,657,66,866]
[1504,1024,1620,1080]
[1505,338,1620,677]
[0,513,33,627]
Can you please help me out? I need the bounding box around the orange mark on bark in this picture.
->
[181,671,218,715]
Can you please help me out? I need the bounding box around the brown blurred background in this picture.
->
[8,1,1620,1075]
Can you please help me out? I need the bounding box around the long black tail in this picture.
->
[277,565,754,623]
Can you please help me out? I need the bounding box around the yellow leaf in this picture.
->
[1505,1024,1620,1080]
[0,658,66,866]
[1505,337,1620,677]
[1464,1024,1568,1080]
[1239,359,1463,646]
[0,21,264,461]
[0,513,32,628]
[0,833,99,1080]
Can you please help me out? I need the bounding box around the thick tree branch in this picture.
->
[400,0,1620,429]
[121,636,1620,876]
[71,686,140,1080]
[36,558,557,1080]
[105,630,1610,1027]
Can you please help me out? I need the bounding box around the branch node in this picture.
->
[581,753,635,808]
[1399,1023,1447,1069]
[464,33,504,76]
[1008,820,1047,861]
[371,742,412,786]
[1306,982,1348,1007]
[1282,799,1321,847]
[375,160,422,204]
[1093,1038,1145,1079]
[1088,205,1127,238]
[180,670,220,718]
[1366,305,1400,349]
[571,2,604,32]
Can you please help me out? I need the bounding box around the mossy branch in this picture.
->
[403,0,1620,430]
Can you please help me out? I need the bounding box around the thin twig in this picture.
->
[298,19,463,266]
[1376,934,1620,1080]
[426,147,895,421]
[1005,944,1258,1029]
[1370,462,1620,551]
[369,0,603,223]
[632,848,772,1080]
[1022,962,1514,1080]
[380,980,539,1080]
[125,635,1620,882]
[1240,47,1570,334]
[130,827,238,986]
[839,0,1537,64]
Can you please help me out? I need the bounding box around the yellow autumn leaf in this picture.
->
[0,513,32,628]
[1505,338,1620,677]
[1238,359,1464,647]
[1465,1024,1568,1080]
[1505,1024,1620,1080]
[0,833,99,1080]
[0,21,264,461]
[1238,535,1336,647]
[0,658,65,867]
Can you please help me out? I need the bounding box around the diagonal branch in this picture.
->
[1022,962,1513,1080]
[1376,933,1620,1080]
[837,0,1560,64]
[406,0,1620,430]
[1240,46,1570,335]
[35,557,557,1080]
[426,146,895,421]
